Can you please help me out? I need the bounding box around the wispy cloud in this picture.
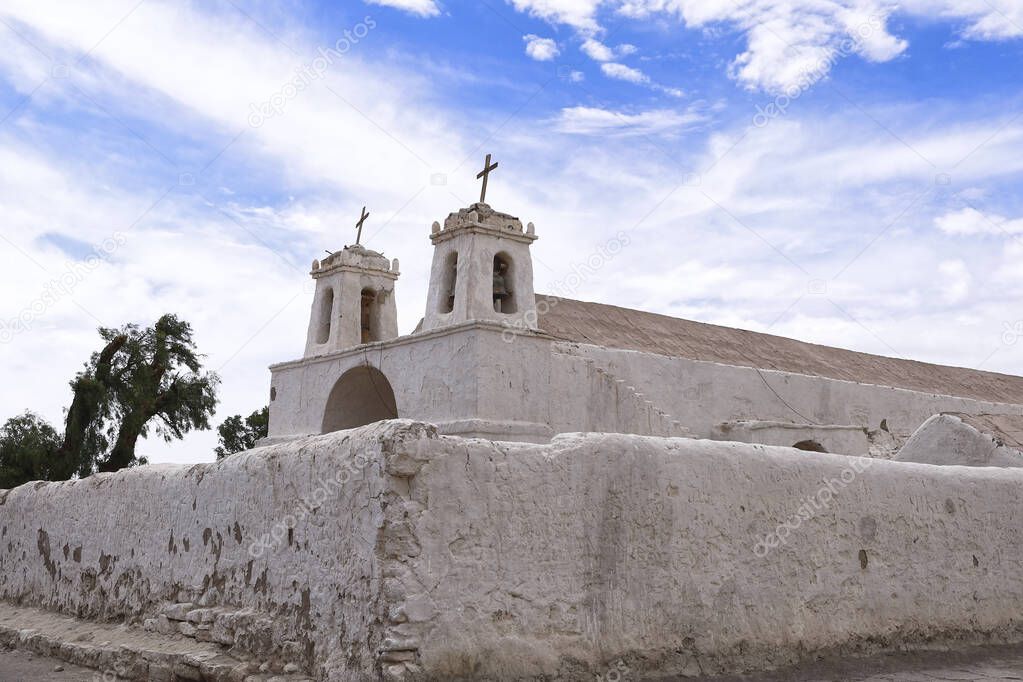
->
[366,0,441,18]
[508,0,1023,92]
[555,105,706,135]
[2,0,1023,470]
[935,207,1023,236]
[601,62,648,84]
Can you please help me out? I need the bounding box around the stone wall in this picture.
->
[4,420,1023,680]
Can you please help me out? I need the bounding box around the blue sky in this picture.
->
[1,0,1022,464]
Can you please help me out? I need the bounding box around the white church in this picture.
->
[266,162,1023,459]
[7,159,1023,682]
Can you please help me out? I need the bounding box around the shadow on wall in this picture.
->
[793,439,829,453]
[322,366,398,433]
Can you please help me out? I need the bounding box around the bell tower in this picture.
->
[304,244,400,357]
[422,202,538,332]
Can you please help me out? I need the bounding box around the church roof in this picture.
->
[953,413,1023,450]
[535,295,1023,405]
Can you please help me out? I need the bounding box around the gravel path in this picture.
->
[0,647,102,681]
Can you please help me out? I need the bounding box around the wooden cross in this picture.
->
[354,206,370,245]
[476,153,499,204]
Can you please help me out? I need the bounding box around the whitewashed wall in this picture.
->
[4,421,1022,680]
[269,326,1023,454]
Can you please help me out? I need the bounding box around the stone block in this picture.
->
[163,603,194,621]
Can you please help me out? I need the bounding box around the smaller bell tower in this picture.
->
[422,202,538,332]
[304,244,400,357]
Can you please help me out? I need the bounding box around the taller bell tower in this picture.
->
[421,202,539,333]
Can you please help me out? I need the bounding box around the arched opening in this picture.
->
[439,251,458,313]
[493,253,516,313]
[793,440,828,453]
[360,288,379,343]
[322,366,398,433]
[316,287,334,344]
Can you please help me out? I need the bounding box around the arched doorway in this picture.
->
[322,366,398,433]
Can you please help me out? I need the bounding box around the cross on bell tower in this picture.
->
[354,206,370,245]
[421,159,539,334]
[476,154,498,204]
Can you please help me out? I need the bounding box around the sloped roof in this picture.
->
[955,413,1023,449]
[535,295,1023,405]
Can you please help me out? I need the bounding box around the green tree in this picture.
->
[95,315,220,472]
[1,314,219,486]
[0,412,62,489]
[55,332,127,478]
[215,406,269,459]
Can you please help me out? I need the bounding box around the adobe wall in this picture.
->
[555,342,1023,450]
[386,426,1023,680]
[4,420,1023,680]
[270,327,1023,454]
[896,413,1023,467]
[0,421,437,681]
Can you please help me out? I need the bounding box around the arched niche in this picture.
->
[316,288,334,344]
[439,251,458,313]
[322,366,398,433]
[493,252,517,313]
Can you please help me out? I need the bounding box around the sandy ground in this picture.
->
[695,642,1023,681]
[4,641,1023,681]
[0,647,101,681]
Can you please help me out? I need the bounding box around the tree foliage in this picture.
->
[215,406,269,460]
[0,314,219,489]
[94,314,220,472]
[0,412,62,489]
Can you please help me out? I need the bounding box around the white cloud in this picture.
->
[935,207,1023,236]
[902,0,1023,41]
[583,40,678,94]
[507,0,604,32]
[599,61,683,95]
[555,105,705,135]
[365,0,441,17]
[3,0,1023,471]
[601,62,649,84]
[509,0,1022,93]
[524,34,560,61]
[0,1,466,196]
[0,136,311,466]
[581,38,640,61]
[937,259,972,304]
[581,38,615,61]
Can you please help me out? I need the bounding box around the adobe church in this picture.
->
[8,158,1023,682]
[266,161,1023,457]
